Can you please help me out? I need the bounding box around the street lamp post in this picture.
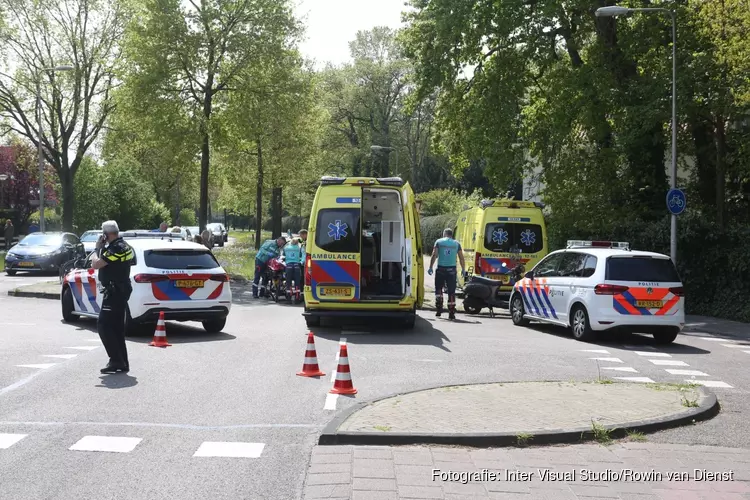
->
[36,64,74,232]
[595,6,678,265]
[0,173,7,209]
[370,145,398,178]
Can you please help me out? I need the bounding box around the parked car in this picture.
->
[206,223,227,247]
[4,232,86,276]
[79,230,103,254]
[185,226,200,240]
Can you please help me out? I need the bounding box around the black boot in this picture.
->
[100,362,128,374]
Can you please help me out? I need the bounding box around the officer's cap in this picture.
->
[102,220,120,234]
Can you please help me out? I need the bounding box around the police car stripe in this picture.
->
[524,281,541,316]
[530,282,549,318]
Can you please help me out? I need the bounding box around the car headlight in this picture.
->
[6,252,18,259]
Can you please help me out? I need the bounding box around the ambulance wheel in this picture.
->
[203,318,226,333]
[305,315,320,328]
[61,287,79,323]
[653,329,679,345]
[570,304,595,342]
[510,294,530,326]
[403,312,416,329]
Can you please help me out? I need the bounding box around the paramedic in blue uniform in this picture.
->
[283,238,304,300]
[92,220,135,374]
[428,228,467,320]
[253,236,286,298]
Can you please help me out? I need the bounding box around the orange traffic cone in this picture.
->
[297,332,325,377]
[149,311,171,347]
[329,343,357,394]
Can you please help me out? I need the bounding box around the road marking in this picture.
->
[665,369,709,376]
[0,322,36,326]
[324,393,338,411]
[649,359,689,366]
[698,337,732,342]
[685,380,733,389]
[580,349,609,354]
[193,441,265,458]
[85,339,101,342]
[42,354,78,360]
[601,367,638,373]
[15,363,57,370]
[721,344,750,349]
[415,359,443,363]
[614,376,655,383]
[64,346,99,351]
[0,421,320,430]
[589,357,623,363]
[69,436,142,453]
[0,372,47,396]
[635,352,671,357]
[0,433,27,449]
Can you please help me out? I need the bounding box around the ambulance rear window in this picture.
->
[483,223,543,254]
[315,208,361,253]
[606,257,680,282]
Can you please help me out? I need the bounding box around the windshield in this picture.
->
[315,208,361,253]
[144,250,220,270]
[484,223,544,254]
[606,257,681,282]
[80,232,101,242]
[207,224,222,231]
[18,234,62,247]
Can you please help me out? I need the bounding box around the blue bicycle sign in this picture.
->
[666,188,686,215]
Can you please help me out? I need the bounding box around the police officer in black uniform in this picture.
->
[92,220,135,374]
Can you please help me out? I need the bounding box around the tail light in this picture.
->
[134,274,169,283]
[474,253,482,276]
[305,254,312,286]
[594,284,629,295]
[210,273,229,282]
[669,286,684,297]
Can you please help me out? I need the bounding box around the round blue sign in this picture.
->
[666,188,686,215]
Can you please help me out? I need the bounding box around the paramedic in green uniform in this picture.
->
[428,228,467,320]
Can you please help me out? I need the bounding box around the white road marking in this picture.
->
[589,357,623,363]
[635,351,671,357]
[665,369,709,376]
[0,420,319,430]
[85,339,100,342]
[649,359,689,366]
[614,376,655,383]
[64,346,99,351]
[721,344,750,349]
[580,349,609,354]
[698,337,732,342]
[415,359,443,363]
[0,433,27,449]
[193,441,265,458]
[686,380,733,389]
[15,363,57,370]
[42,354,78,360]
[324,393,339,411]
[0,322,35,326]
[69,436,142,453]
[601,367,638,373]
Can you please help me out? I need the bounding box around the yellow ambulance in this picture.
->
[455,200,548,300]
[302,177,424,328]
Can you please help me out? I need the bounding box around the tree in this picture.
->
[123,0,299,231]
[0,0,125,231]
[0,140,57,229]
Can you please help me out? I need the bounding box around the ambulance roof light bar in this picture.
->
[567,240,630,250]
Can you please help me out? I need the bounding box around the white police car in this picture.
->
[61,232,232,333]
[508,241,685,344]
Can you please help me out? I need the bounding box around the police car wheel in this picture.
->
[202,318,226,333]
[653,329,678,345]
[510,294,529,326]
[570,305,595,342]
[61,287,79,323]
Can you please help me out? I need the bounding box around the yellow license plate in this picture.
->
[321,287,352,297]
[636,300,664,308]
[487,274,510,283]
[18,262,34,267]
[175,279,204,288]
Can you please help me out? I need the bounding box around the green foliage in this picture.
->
[262,216,309,233]
[420,214,458,254]
[178,209,197,227]
[417,189,484,217]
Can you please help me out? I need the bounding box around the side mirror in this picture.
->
[524,270,534,280]
[74,258,86,269]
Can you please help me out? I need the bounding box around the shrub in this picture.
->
[420,214,458,254]
[178,208,197,226]
[417,189,484,217]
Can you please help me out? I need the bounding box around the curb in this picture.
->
[318,381,720,448]
[8,289,60,300]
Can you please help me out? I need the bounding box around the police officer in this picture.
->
[428,228,467,320]
[92,220,135,374]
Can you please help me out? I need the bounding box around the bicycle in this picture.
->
[59,258,78,284]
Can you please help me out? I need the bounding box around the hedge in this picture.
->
[420,214,458,254]
[262,216,309,233]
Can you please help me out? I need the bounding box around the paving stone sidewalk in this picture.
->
[302,442,750,499]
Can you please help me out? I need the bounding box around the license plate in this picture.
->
[487,274,510,283]
[174,279,204,288]
[321,287,352,297]
[17,262,34,268]
[636,300,664,308]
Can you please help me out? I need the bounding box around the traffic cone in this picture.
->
[329,344,357,395]
[297,332,325,377]
[149,311,171,347]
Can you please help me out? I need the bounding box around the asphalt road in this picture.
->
[1,272,749,499]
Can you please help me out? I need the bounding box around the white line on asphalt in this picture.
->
[0,322,35,326]
[614,376,655,383]
[0,433,27,449]
[415,359,443,363]
[721,344,750,349]
[580,349,609,354]
[15,363,57,370]
[664,369,709,376]
[69,436,142,453]
[64,346,99,351]
[193,441,265,458]
[601,367,638,373]
[0,421,321,430]
[42,354,78,360]
[649,359,689,366]
[634,352,671,357]
[0,372,46,397]
[685,380,733,389]
[324,393,338,411]
[85,339,100,342]
[589,357,623,363]
[698,337,733,342]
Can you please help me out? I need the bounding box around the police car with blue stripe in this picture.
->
[508,241,685,344]
[61,231,232,333]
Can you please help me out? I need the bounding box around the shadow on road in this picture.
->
[311,316,452,352]
[96,374,138,389]
[62,319,237,344]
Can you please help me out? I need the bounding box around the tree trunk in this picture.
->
[690,117,717,208]
[60,169,74,232]
[271,187,282,239]
[198,87,213,232]
[715,116,727,230]
[255,140,263,250]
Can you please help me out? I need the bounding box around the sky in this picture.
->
[294,0,409,67]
